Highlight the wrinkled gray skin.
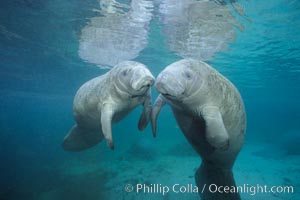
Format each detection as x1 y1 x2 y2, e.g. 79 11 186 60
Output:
63 61 154 150
152 59 246 200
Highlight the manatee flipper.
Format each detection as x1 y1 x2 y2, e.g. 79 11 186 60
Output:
138 89 152 131
151 94 166 137
195 161 241 200
201 105 229 150
101 103 114 150
62 125 103 151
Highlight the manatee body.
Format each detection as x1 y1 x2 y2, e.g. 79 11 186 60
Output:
63 61 154 150
152 59 246 200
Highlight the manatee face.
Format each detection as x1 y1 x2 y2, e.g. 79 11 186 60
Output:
116 61 154 97
155 59 205 101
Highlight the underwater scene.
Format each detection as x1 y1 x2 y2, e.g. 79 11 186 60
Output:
0 0 299 199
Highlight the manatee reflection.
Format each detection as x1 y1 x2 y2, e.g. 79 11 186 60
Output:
79 0 244 67
79 0 153 68
158 0 244 60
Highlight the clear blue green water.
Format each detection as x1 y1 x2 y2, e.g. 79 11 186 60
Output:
0 0 299 200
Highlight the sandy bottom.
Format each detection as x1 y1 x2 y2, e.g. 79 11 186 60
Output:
2 141 299 200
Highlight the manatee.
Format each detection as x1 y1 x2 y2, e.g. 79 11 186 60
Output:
62 61 154 151
152 59 246 200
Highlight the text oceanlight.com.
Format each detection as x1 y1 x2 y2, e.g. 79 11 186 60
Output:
124 183 294 196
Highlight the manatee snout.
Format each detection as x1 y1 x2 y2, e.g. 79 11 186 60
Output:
132 68 155 91
155 72 185 97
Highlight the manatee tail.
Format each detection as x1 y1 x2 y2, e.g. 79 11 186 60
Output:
62 125 103 151
195 161 241 200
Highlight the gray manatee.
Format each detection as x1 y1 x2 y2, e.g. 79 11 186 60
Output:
63 61 154 150
152 59 246 200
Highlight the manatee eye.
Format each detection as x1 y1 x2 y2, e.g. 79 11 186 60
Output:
122 68 132 76
122 70 128 76
184 71 192 80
